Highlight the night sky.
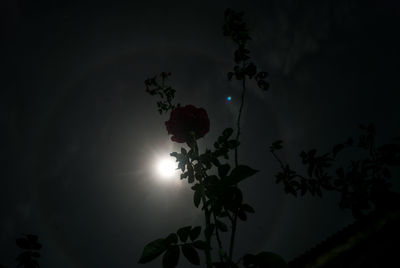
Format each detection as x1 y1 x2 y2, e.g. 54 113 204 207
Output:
1 0 400 267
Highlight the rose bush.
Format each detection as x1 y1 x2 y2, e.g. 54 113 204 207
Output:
140 10 282 268
165 105 210 143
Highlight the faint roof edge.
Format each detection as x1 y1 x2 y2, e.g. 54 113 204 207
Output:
288 191 400 268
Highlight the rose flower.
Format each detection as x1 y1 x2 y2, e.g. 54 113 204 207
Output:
165 105 210 143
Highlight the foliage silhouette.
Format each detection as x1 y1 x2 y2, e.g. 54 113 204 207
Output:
140 8 282 268
0 234 42 268
15 234 42 268
140 8 399 268
4 7 398 268
270 123 400 219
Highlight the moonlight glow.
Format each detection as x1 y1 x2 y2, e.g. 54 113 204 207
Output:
156 158 178 179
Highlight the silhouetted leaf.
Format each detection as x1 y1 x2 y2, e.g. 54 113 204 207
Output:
193 189 201 208
245 62 257 78
193 240 207 250
227 165 258 185
218 164 230 178
215 220 228 232
15 250 41 268
182 244 200 265
238 209 247 221
241 204 255 213
227 139 240 149
189 226 201 241
177 226 191 243
222 128 234 139
180 172 188 180
166 233 178 245
270 140 283 151
16 235 42 250
257 79 269 91
162 245 180 268
138 238 168 264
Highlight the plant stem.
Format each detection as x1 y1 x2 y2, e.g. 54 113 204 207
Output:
212 210 224 262
230 63 247 262
199 183 213 268
234 70 246 167
228 209 238 262
191 139 213 268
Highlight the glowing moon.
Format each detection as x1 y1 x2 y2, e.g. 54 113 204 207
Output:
156 158 178 179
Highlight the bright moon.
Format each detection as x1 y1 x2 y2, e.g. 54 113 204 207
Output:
157 158 178 179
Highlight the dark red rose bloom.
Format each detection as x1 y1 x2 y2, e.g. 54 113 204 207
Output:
165 105 210 143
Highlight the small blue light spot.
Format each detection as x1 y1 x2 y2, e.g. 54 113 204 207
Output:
227 96 232 101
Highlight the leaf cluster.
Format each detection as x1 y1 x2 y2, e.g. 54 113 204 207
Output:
223 9 269 91
139 127 261 267
144 72 177 114
271 123 400 218
138 226 206 267
140 9 287 268
15 234 42 268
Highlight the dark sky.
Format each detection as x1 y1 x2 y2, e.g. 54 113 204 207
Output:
1 0 400 267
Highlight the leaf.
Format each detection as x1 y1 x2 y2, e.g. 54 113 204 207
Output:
216 219 228 232
177 226 191 243
182 244 200 265
162 245 180 268
227 139 240 149
222 128 234 139
226 165 258 185
218 164 230 178
16 235 42 251
243 254 257 267
193 240 207 250
257 79 269 91
245 62 257 78
193 189 201 208
189 226 201 241
180 172 188 180
166 233 178 245
16 238 30 250
181 147 187 155
271 140 283 150
138 238 168 264
241 204 255 213
238 209 247 221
